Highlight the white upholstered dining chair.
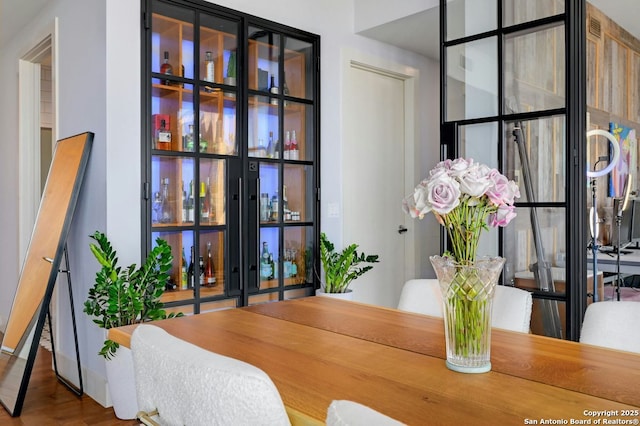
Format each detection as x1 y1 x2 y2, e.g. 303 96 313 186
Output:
326 400 405 426
580 301 640 354
130 324 291 426
398 279 533 333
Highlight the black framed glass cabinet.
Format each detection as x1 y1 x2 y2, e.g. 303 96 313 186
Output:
142 0 320 313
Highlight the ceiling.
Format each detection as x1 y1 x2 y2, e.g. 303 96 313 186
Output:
2 1 639 61
360 1 640 60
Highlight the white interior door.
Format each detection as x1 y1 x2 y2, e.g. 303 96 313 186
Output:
343 60 413 308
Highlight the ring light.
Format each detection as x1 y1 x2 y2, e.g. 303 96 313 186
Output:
586 129 620 178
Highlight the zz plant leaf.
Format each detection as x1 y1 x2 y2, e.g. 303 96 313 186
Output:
83 231 182 359
319 232 379 293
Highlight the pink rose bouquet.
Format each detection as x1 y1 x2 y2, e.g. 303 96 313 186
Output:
403 158 520 264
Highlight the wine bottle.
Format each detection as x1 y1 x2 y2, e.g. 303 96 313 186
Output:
205 51 215 83
188 246 195 289
268 252 275 280
205 241 216 285
260 242 271 280
283 185 290 221
156 119 171 150
290 130 299 160
271 191 279 221
269 75 278 105
283 72 290 107
267 131 275 158
160 51 173 85
187 180 195 223
181 247 188 290
284 130 291 160
198 255 205 286
201 179 211 220
181 182 188 223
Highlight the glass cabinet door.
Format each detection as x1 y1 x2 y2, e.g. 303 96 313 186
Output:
146 0 318 311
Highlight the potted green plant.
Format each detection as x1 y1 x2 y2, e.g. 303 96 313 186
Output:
318 232 379 299
83 230 181 419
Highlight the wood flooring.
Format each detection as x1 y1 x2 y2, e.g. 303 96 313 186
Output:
0 346 137 425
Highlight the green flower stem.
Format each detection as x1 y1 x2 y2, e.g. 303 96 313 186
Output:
442 197 494 264
445 267 491 359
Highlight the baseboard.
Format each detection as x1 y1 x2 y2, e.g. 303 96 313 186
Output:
54 350 112 408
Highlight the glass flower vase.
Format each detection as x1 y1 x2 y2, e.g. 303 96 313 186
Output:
430 255 505 373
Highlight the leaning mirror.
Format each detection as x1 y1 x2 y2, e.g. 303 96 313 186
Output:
0 132 93 416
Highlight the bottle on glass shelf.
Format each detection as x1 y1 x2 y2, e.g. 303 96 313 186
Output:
284 130 291 160
198 255 205 286
290 130 299 160
282 185 290 221
183 124 195 152
160 51 173 85
181 247 188 290
268 252 276 279
188 246 195 289
267 131 275 158
181 182 188 223
201 179 211 221
199 132 208 153
205 241 216 286
160 177 172 223
283 72 290 107
271 191 279 221
205 51 215 83
156 119 171 150
187 180 195 223
260 242 272 280
269 75 278 105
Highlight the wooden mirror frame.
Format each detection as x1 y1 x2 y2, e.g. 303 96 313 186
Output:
0 132 93 416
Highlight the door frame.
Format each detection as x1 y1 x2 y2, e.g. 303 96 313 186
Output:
340 48 419 292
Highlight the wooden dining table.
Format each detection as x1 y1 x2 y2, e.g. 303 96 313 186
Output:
109 296 640 425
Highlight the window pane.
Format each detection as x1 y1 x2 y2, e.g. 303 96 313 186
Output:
248 95 279 158
248 26 280 93
458 122 499 169
504 23 565 114
446 37 498 121
503 0 564 27
284 36 314 100
446 0 497 41
155 230 195 303
505 115 566 203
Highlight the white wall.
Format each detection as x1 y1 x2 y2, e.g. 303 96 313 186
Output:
0 0 440 407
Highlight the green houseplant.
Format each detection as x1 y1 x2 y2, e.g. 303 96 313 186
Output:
319 232 379 294
83 231 181 359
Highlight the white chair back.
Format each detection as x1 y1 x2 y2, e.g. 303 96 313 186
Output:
580 301 640 353
326 400 405 426
131 324 290 426
398 279 533 333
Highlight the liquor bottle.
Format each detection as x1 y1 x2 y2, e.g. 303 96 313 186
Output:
260 193 270 222
267 131 275 158
205 51 215 83
269 75 278 105
282 185 290 221
160 51 173 85
188 246 195 289
156 119 171 150
198 255 205 286
183 124 195 152
166 278 177 291
268 252 275 279
205 241 216 285
187 180 195 223
181 247 188 290
260 242 271 280
290 130 299 160
160 177 172 223
271 191 279 221
201 179 211 221
199 132 208 153
181 182 188 223
284 130 291 160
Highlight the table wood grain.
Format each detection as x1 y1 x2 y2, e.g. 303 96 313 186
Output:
110 298 640 425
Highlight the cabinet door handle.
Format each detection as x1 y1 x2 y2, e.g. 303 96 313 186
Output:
398 225 408 234
238 177 244 290
256 178 261 290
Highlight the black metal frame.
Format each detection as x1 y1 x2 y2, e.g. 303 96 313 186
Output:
141 0 320 312
439 1 587 340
